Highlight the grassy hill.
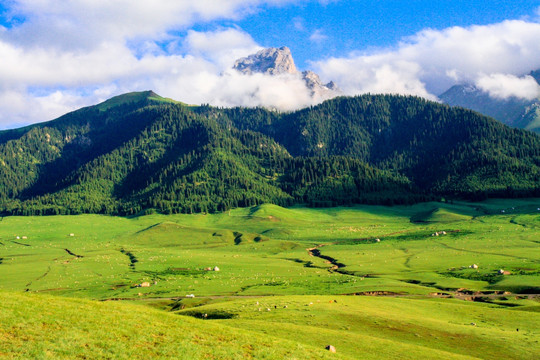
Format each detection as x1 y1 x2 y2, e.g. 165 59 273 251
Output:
410 207 475 223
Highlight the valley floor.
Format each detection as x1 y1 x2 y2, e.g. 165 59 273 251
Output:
0 199 539 358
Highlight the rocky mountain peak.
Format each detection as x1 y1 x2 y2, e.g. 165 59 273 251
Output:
233 46 340 98
301 70 340 95
233 46 297 75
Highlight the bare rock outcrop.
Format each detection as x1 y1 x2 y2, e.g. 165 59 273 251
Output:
233 46 340 99
233 46 297 75
302 70 340 97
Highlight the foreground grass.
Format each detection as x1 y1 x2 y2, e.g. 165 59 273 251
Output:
0 291 340 360
1 291 538 359
175 295 540 360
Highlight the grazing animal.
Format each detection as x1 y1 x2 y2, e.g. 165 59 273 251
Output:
325 345 337 353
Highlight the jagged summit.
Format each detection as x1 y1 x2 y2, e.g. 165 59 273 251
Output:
233 46 297 75
301 70 340 96
233 46 340 97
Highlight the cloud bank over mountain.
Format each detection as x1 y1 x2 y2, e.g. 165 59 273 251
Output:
1 1 540 128
313 20 540 100
475 74 540 101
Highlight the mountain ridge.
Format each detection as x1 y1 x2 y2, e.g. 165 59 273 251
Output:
439 70 540 133
0 91 538 215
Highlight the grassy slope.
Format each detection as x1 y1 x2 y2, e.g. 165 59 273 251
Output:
0 291 339 360
176 295 539 360
1 291 537 359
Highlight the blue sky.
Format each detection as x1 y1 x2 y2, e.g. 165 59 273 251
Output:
231 0 540 69
1 0 540 129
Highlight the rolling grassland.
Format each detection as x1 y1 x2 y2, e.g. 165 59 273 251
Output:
0 199 538 358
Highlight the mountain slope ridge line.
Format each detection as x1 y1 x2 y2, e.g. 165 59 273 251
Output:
0 91 538 216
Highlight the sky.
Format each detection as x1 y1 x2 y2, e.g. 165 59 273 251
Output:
1 0 540 129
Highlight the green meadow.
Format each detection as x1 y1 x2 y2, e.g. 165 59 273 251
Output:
0 199 539 358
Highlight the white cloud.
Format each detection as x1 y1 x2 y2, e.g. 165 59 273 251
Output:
293 17 305 31
314 20 540 99
208 71 315 110
1 1 540 129
145 66 326 113
309 29 328 43
183 28 261 69
0 23 322 128
0 89 94 128
317 0 340 5
476 74 540 100
4 0 301 48
319 55 435 100
0 1 309 128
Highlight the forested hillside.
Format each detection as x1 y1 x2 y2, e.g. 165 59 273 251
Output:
0 91 538 215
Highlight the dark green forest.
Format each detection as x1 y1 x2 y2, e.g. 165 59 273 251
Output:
0 91 539 215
